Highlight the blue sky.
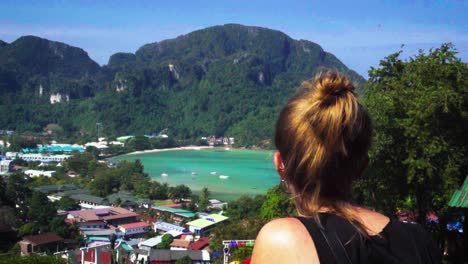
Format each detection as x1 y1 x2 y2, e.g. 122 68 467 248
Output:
0 0 466 77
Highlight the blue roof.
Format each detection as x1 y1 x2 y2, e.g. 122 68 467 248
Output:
155 221 186 232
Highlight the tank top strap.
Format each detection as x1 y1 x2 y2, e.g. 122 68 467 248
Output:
296 216 352 264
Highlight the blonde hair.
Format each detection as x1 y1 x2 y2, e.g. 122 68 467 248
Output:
275 71 372 234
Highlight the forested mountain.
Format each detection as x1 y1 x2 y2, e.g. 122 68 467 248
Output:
0 24 364 146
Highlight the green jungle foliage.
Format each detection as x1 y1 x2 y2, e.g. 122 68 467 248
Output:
0 24 364 147
354 44 467 226
0 255 67 264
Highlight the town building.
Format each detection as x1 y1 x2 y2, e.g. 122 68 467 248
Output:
19 233 64 256
69 194 110 209
67 207 139 228
24 169 55 178
151 206 196 224
107 191 152 209
16 153 71 162
208 199 228 210
5 152 18 159
170 239 191 250
153 221 187 234
118 222 150 237
0 159 13 175
22 144 85 153
186 214 229 235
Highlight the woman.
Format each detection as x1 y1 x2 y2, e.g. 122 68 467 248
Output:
251 72 440 263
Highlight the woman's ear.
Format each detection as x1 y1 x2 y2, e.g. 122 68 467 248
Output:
273 151 285 177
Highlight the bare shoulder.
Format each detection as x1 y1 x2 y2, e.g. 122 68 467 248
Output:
355 207 390 235
251 217 319 264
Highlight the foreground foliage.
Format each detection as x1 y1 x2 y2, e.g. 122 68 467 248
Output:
356 44 467 225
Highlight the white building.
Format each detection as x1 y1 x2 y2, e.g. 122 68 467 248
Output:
6 152 18 160
118 222 150 237
84 142 109 149
186 214 228 235
18 153 71 162
24 170 55 178
0 160 13 175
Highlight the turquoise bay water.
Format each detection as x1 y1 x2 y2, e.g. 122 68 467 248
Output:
113 149 279 201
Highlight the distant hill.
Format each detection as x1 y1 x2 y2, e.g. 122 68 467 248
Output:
0 24 365 146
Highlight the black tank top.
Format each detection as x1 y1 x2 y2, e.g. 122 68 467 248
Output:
297 213 441 264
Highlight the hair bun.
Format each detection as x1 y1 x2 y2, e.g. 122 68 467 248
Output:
313 72 355 99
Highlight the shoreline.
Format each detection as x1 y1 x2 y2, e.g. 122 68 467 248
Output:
125 145 215 155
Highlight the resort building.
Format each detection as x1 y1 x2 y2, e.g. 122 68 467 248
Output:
209 199 228 210
19 233 64 256
170 239 191 250
24 169 56 178
151 206 196 224
17 153 71 162
153 221 187 234
0 159 13 175
5 152 18 159
22 144 85 153
69 194 110 209
186 214 229 235
107 191 152 209
118 222 150 237
67 207 139 228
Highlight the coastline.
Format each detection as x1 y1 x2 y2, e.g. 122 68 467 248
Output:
125 145 215 155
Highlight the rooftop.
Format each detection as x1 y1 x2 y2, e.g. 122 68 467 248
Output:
152 206 196 218
170 239 190 248
119 222 149 229
139 236 163 247
186 214 228 229
154 221 186 232
189 237 209 250
22 232 63 246
70 194 109 205
448 176 468 208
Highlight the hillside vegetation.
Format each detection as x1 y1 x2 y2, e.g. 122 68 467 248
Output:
0 24 364 146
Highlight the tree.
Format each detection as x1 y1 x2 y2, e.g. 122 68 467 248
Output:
169 185 192 203
0 255 67 264
128 135 152 151
28 191 57 228
224 195 265 220
260 185 296 221
157 234 174 249
5 173 31 221
65 152 97 176
55 196 80 211
175 255 192 264
359 44 467 225
198 187 210 212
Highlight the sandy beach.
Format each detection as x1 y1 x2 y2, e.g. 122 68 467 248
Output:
126 145 214 155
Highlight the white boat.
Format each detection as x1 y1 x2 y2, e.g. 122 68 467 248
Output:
191 172 197 176
161 173 168 177
225 147 230 150
219 175 229 180
210 172 217 175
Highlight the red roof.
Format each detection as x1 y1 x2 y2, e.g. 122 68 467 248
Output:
188 237 209 250
76 249 111 264
119 222 150 230
101 212 138 221
22 232 63 246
